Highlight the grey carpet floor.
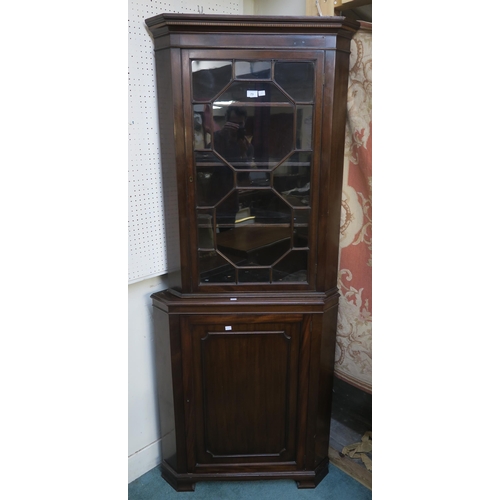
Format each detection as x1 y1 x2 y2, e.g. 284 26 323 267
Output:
129 462 372 499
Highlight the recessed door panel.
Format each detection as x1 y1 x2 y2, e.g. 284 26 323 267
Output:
188 316 302 465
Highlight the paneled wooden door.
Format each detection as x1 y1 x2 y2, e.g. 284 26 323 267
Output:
182 313 310 471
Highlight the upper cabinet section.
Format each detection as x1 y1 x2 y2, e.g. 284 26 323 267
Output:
145 14 359 294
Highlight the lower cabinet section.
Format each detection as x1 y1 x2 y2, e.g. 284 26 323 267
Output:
152 292 338 491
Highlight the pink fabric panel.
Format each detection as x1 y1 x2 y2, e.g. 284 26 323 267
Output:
335 25 372 393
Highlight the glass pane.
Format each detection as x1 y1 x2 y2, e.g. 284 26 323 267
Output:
248 190 292 225
217 226 291 267
215 190 292 227
212 103 295 166
274 62 315 102
215 191 239 226
296 106 313 150
195 152 234 207
238 268 271 283
293 227 308 248
213 106 255 163
251 106 295 164
197 210 215 250
272 250 308 282
199 251 236 283
251 190 292 223
193 60 318 287
235 61 272 80
193 104 214 149
234 204 254 224
294 208 310 225
216 81 291 103
237 171 271 188
274 153 311 207
192 60 232 101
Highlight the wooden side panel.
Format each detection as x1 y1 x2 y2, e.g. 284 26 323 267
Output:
152 307 178 469
315 302 338 463
153 46 191 292
316 47 351 293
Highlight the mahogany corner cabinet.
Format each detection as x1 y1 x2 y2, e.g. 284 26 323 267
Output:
145 13 359 492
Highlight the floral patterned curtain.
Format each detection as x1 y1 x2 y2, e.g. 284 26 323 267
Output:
335 23 372 393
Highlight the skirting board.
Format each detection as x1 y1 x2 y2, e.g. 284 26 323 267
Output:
128 439 162 483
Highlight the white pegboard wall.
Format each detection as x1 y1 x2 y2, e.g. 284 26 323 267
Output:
128 0 244 284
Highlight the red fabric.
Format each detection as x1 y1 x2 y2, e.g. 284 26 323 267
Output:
335 26 372 393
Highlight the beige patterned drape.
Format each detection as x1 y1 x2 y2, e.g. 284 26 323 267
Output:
335 23 372 393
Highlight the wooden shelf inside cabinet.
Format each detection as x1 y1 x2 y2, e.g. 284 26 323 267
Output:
146 13 359 492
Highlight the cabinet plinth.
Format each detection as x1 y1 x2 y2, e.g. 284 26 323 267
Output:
146 13 358 491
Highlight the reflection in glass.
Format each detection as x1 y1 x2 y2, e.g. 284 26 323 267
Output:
193 104 213 149
192 61 232 101
217 226 291 267
197 210 214 250
212 103 295 166
274 62 315 102
215 189 292 227
235 61 272 80
195 152 234 207
250 106 294 164
274 152 311 207
296 106 313 150
213 106 254 163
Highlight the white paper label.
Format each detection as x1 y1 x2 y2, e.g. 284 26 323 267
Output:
258 90 266 96
225 326 232 331
247 90 258 98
